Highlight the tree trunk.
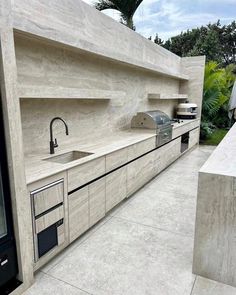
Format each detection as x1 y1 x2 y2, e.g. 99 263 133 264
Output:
126 17 134 30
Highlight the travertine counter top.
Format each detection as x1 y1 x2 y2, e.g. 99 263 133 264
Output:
24 119 199 185
24 129 156 185
171 118 200 129
200 123 235 177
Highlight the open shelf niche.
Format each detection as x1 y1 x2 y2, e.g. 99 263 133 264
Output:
148 93 188 100
18 86 126 100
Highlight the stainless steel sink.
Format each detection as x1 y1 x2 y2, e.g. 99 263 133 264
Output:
43 151 93 164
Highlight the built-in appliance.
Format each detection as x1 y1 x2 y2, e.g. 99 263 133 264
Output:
181 132 189 153
131 110 172 147
30 180 65 262
177 101 198 119
0 98 19 291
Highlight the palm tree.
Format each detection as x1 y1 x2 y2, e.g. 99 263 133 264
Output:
200 61 236 139
94 0 143 30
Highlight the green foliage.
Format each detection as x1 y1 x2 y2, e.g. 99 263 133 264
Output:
155 20 236 66
94 0 143 29
201 128 228 145
200 121 215 140
201 62 236 139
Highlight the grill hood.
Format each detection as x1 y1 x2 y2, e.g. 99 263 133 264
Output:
131 110 171 129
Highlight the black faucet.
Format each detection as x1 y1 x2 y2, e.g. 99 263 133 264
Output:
49 117 69 154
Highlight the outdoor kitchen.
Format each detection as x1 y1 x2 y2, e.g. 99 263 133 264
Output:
1 0 230 294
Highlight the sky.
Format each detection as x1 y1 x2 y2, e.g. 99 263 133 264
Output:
82 0 236 40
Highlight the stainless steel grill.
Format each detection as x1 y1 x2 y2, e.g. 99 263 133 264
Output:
131 110 172 147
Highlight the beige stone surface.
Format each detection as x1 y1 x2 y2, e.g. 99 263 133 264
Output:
0 27 34 290
105 166 127 212
148 93 188 100
192 276 236 295
172 118 200 139
127 136 156 161
68 186 89 243
68 156 105 192
105 147 128 172
16 35 180 155
193 125 236 287
18 85 125 100
12 0 187 80
180 56 205 118
189 128 200 149
24 130 156 184
32 180 64 216
22 146 216 295
200 123 236 177
0 1 205 294
89 178 106 227
127 151 155 197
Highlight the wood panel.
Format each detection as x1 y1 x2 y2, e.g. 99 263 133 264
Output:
89 178 106 227
189 128 199 149
153 138 181 175
68 157 105 191
32 180 64 216
35 205 64 234
106 147 128 172
68 186 89 242
172 120 200 139
127 152 154 197
127 137 156 162
106 166 127 212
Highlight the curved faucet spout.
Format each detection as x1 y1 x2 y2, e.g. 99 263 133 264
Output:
49 117 69 154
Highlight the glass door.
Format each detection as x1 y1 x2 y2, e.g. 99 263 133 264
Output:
0 168 7 239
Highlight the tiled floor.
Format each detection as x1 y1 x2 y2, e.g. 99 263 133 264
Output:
24 145 236 295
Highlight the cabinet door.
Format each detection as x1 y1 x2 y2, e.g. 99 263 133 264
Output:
68 157 105 192
127 137 156 161
154 137 181 175
106 148 128 172
127 152 154 197
68 186 89 243
89 178 106 227
106 166 127 212
189 128 199 149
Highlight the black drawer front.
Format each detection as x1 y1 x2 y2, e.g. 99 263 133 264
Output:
0 241 18 287
37 221 60 258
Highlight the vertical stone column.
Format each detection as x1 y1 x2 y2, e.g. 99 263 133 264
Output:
180 56 206 119
0 2 34 293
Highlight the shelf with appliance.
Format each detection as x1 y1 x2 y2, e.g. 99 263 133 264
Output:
148 93 188 100
176 101 198 119
18 86 126 101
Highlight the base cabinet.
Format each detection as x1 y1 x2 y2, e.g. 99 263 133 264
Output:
89 178 106 227
127 152 154 197
106 166 127 212
68 186 89 243
189 128 199 149
68 178 106 242
154 137 181 174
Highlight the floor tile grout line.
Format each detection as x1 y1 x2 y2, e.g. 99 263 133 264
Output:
41 271 93 295
112 215 194 239
190 275 197 295
44 215 113 273
123 187 198 201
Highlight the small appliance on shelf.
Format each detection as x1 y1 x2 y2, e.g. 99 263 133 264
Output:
176 101 198 119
